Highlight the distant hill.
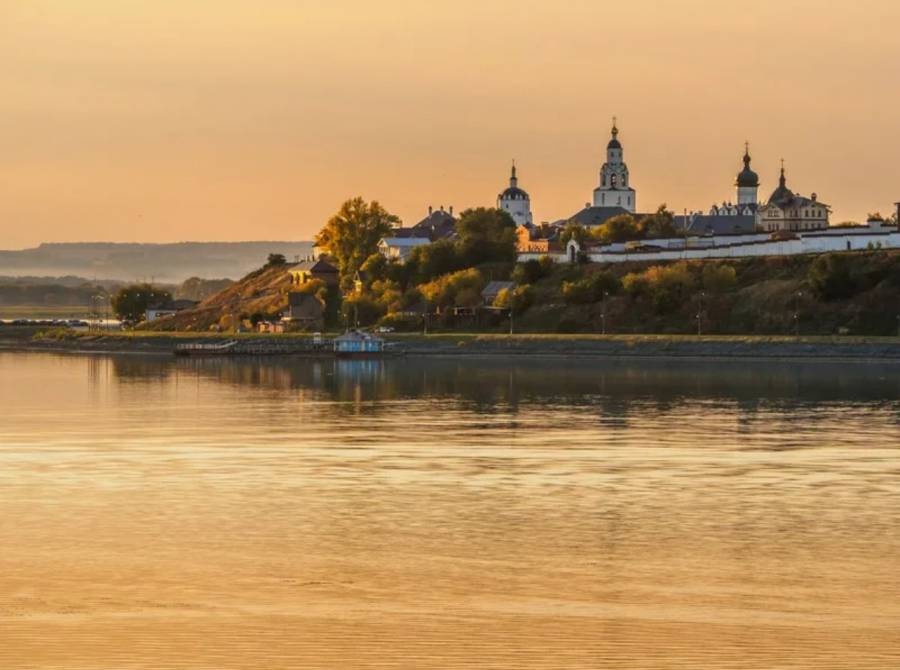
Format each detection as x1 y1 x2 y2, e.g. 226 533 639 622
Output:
0 241 314 282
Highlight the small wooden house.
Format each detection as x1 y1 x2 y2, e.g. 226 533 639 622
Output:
288 258 339 287
282 292 325 331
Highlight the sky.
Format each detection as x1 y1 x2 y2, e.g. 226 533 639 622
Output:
2 0 899 248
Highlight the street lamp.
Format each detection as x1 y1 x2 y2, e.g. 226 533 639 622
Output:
601 290 609 335
794 290 803 337
696 291 705 336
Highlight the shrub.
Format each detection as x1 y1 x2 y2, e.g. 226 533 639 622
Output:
419 268 485 309
562 272 622 304
111 284 172 322
702 264 737 293
809 254 857 301
34 327 78 341
622 272 651 298
342 296 383 327
512 257 554 285
494 284 535 315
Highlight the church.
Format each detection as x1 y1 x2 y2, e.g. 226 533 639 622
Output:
562 119 646 228
497 162 533 226
593 119 636 212
757 164 830 233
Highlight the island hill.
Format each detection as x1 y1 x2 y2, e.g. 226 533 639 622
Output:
135 198 900 338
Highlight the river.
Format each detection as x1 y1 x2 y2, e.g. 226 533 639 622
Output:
2 352 900 668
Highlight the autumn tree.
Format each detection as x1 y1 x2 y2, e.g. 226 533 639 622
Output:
454 208 517 265
314 197 400 286
111 284 172 322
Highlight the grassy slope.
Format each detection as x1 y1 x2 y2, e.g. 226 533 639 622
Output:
516 251 900 336
138 251 900 337
140 263 295 332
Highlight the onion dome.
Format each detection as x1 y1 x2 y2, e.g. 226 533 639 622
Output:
736 144 759 188
767 163 795 206
607 120 622 150
499 162 529 201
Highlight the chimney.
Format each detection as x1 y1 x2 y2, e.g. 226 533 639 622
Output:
449 206 454 216
428 205 433 215
440 205 444 212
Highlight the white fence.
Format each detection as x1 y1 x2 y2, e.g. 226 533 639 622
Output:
519 228 900 265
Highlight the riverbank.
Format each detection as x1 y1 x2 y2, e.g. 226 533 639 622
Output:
4 327 900 361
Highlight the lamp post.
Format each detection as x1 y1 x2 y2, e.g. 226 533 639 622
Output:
696 291 705 336
601 290 609 335
794 291 803 337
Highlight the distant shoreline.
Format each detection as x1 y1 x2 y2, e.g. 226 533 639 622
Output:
3 329 900 362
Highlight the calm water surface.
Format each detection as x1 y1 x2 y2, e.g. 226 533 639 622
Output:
2 352 900 669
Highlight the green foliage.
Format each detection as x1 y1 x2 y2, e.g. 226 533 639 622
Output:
560 224 589 247
419 268 485 310
359 253 388 284
562 271 622 304
377 312 424 332
636 204 679 239
809 254 857 301
369 279 404 313
111 284 172 322
314 197 401 284
454 208 517 266
34 327 78 341
512 256 555 285
407 238 464 284
493 285 535 315
176 277 233 302
622 272 652 298
622 262 695 312
266 253 287 266
587 205 679 245
595 214 640 244
701 264 737 293
342 295 383 327
321 283 343 328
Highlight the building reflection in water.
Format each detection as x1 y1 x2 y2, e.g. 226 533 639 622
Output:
106 355 900 431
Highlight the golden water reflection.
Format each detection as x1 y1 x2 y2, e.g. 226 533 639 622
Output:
2 353 900 668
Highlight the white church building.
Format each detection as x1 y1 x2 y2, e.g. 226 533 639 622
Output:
498 162 533 226
593 119 636 212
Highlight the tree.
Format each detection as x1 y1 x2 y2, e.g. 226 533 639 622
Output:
111 284 172 322
408 238 462 284
702 264 737 293
562 272 621 304
512 257 554 285
637 204 679 239
419 268 485 310
560 224 589 247
359 253 389 284
341 295 383 327
596 214 640 244
267 253 287 266
493 285 535 315
454 208 517 265
809 253 857 301
314 197 400 285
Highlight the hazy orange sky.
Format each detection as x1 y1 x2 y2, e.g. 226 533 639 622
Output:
2 0 899 248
